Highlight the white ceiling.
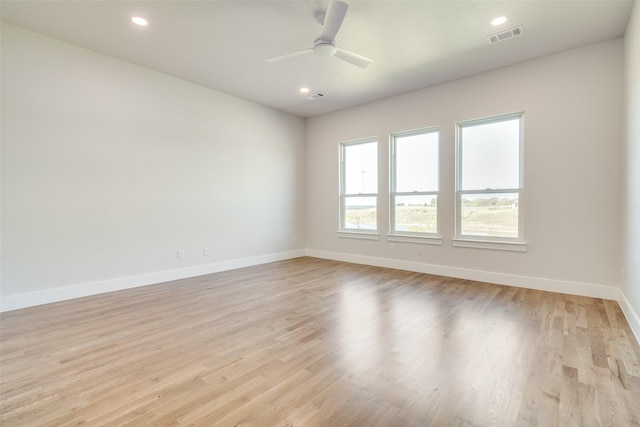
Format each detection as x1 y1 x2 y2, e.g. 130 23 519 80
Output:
0 0 634 118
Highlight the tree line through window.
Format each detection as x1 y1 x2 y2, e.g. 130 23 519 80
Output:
339 112 524 244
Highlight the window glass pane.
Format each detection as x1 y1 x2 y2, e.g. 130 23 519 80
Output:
460 193 519 237
396 132 438 192
344 196 377 230
394 195 437 233
345 142 377 194
461 118 520 190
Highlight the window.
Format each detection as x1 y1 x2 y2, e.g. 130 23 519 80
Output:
390 128 440 241
339 139 378 235
455 113 525 249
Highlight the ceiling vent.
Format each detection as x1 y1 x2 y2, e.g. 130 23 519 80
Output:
306 93 325 101
487 26 524 44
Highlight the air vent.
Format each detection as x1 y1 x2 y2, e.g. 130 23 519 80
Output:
306 93 325 101
487 26 524 44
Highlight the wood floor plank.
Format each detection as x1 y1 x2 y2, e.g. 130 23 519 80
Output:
1 257 639 426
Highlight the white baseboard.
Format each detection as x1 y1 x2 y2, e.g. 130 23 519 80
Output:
4 248 637 347
617 289 640 345
306 249 620 300
306 250 640 345
0 249 306 312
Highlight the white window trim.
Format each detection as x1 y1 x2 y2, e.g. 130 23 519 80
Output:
339 137 379 237
388 127 441 240
337 230 380 240
452 238 527 252
455 112 526 250
387 234 443 245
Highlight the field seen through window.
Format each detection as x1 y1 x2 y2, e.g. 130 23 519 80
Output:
345 196 518 237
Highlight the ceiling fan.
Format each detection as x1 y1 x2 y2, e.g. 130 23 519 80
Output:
266 0 374 69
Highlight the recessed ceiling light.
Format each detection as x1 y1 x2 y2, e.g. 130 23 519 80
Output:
131 16 148 26
299 87 310 94
491 16 508 26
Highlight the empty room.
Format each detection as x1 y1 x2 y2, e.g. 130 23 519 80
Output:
1 0 640 425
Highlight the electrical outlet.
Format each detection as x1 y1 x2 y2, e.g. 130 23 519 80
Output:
203 247 209 256
177 250 184 260
389 243 396 252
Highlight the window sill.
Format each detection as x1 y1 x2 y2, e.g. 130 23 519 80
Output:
452 238 527 252
337 231 380 240
387 234 443 245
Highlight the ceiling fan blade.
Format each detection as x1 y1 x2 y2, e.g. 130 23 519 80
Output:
266 48 314 63
335 48 374 69
321 0 349 41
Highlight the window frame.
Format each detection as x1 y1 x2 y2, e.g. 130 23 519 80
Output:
454 112 526 251
338 138 379 238
389 127 442 245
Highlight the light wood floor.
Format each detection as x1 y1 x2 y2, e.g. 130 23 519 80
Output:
1 257 639 426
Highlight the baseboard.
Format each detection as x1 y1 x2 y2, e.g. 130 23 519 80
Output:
3 247 633 341
306 249 620 300
0 249 306 312
307 250 640 345
617 289 640 345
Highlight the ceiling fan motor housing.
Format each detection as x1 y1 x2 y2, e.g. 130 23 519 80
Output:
313 38 337 56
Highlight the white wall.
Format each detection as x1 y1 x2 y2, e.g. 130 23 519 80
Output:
306 39 624 299
623 1 640 340
0 24 305 310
